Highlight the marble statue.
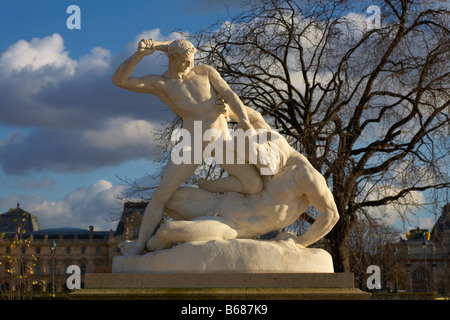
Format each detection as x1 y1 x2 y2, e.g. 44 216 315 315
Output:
112 39 264 256
112 38 339 269
145 103 340 251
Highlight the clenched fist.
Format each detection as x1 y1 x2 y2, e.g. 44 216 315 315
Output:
138 39 155 55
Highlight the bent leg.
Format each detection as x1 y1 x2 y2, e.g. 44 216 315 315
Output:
199 163 263 194
126 159 199 256
146 217 239 251
164 187 222 221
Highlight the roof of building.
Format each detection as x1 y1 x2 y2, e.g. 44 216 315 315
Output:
28 226 110 240
0 204 111 240
0 203 40 233
431 203 450 242
114 201 148 236
30 227 89 235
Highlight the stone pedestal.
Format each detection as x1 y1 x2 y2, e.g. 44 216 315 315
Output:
113 239 334 273
70 239 369 300
71 272 369 300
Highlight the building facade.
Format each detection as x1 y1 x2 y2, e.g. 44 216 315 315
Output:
0 202 145 294
395 204 450 296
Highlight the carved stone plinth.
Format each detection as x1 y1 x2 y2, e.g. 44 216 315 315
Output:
112 239 334 273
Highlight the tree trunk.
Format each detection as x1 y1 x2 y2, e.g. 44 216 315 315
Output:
325 193 356 273
327 219 351 273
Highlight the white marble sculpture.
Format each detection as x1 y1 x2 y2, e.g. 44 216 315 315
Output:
144 104 339 251
112 39 264 256
112 39 340 272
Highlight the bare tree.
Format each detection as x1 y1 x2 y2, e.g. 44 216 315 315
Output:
190 0 450 271
349 217 401 289
116 116 227 201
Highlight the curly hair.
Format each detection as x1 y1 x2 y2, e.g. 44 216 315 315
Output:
168 39 197 59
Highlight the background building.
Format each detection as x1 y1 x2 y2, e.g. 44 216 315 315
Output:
0 202 146 293
394 204 450 296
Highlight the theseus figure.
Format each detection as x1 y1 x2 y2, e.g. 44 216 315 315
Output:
112 39 264 255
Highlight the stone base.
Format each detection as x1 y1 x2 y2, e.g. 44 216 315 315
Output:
81 239 371 300
70 287 369 300
113 239 334 273
84 272 354 289
71 273 370 300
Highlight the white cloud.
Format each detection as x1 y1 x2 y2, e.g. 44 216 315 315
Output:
0 31 169 128
0 117 159 174
77 46 112 75
418 217 435 230
83 117 155 151
0 33 74 73
0 30 175 174
4 179 125 231
0 33 112 80
358 180 427 226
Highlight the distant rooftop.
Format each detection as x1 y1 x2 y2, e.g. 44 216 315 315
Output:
0 202 40 233
29 226 110 240
114 201 148 237
30 227 90 235
0 204 109 240
431 203 450 242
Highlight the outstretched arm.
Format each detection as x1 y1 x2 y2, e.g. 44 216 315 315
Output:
279 166 339 248
111 39 169 94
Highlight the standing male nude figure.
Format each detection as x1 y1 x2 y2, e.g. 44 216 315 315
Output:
112 39 263 255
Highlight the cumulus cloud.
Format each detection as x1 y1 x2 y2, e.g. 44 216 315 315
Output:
82 117 155 151
0 33 76 79
0 117 159 174
0 29 191 230
0 30 181 174
0 179 124 230
358 180 427 227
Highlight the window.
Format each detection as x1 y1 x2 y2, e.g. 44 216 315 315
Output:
80 263 86 275
96 247 101 254
412 268 428 293
66 247 71 254
35 263 41 275
81 247 86 254
36 247 41 254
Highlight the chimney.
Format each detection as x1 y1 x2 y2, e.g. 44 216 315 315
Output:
89 225 94 239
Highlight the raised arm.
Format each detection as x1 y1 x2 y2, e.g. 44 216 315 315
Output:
111 39 170 94
207 66 253 132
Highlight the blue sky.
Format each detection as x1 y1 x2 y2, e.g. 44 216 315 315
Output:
0 0 243 230
0 0 446 233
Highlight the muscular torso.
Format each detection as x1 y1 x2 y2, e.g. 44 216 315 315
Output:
156 66 228 139
218 162 311 237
